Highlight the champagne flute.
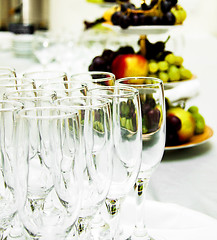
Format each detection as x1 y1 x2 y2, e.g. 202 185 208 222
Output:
32 31 56 69
15 106 82 239
23 70 68 89
70 71 115 89
0 100 23 239
116 77 166 240
88 86 142 239
55 96 113 239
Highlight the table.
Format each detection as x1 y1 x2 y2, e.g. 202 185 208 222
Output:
0 29 217 223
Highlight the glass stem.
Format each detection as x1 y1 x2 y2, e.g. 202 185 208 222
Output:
105 198 122 240
133 177 150 239
76 216 92 240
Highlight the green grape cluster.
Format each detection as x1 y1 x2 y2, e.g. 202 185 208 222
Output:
188 106 205 134
147 53 192 83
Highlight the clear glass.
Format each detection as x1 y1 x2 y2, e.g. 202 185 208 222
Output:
32 31 57 69
70 71 115 89
0 67 16 78
116 77 166 240
0 77 35 99
15 106 82 239
3 88 57 108
39 80 88 99
88 86 142 239
0 100 23 239
55 96 113 239
23 70 68 89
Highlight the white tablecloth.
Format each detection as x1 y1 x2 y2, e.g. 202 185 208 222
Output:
121 200 217 240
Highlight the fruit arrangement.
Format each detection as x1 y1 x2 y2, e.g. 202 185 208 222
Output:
84 0 187 30
88 37 193 83
166 99 206 146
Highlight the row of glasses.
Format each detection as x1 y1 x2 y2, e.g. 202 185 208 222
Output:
0 69 166 240
2 90 113 239
0 70 116 239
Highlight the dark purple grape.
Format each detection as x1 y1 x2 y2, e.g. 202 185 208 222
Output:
121 3 129 12
147 108 161 132
161 0 172 13
92 56 107 71
151 16 161 25
88 64 94 71
106 65 112 72
146 97 156 108
162 12 176 25
102 49 116 63
117 46 135 55
130 13 139 26
140 15 152 25
166 131 179 146
119 14 131 29
167 115 181 131
111 11 122 25
127 99 135 117
141 102 151 115
167 0 177 7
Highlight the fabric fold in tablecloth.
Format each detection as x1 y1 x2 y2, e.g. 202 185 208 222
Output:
120 199 217 240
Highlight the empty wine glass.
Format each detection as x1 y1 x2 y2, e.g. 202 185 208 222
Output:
0 67 16 78
32 31 56 69
0 100 23 239
23 70 68 89
70 71 115 89
88 86 142 239
116 77 166 240
55 96 113 239
15 106 82 239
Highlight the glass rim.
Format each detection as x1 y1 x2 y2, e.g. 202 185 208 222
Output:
88 85 140 98
0 99 23 112
55 95 111 110
0 66 16 72
39 81 87 90
4 88 56 101
116 77 163 88
0 77 34 86
17 106 79 120
70 71 115 83
23 70 67 80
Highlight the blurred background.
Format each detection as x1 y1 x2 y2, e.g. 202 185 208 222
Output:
0 0 217 37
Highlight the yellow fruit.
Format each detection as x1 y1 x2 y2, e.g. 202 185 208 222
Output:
167 107 195 142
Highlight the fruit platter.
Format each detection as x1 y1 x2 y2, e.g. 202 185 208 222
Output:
84 0 187 30
88 36 194 87
165 99 213 150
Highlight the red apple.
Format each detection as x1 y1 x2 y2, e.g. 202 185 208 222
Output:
167 107 195 143
111 54 148 79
